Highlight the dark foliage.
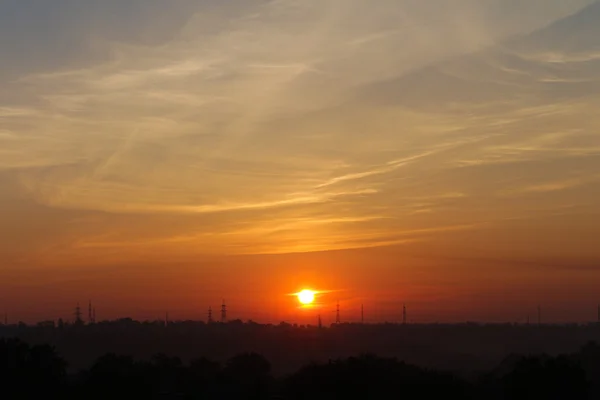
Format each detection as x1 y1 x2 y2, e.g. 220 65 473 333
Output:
1 338 599 399
283 354 472 399
0 338 67 398
501 355 588 400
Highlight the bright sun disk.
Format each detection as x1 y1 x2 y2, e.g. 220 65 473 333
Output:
298 290 316 305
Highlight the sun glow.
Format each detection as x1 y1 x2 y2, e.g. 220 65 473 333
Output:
297 290 316 305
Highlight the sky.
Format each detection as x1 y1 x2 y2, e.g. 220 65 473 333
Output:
1 0 599 324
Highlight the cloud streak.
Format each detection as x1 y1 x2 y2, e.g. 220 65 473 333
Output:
0 0 599 261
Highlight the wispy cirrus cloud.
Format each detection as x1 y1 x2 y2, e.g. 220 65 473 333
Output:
503 174 600 195
1 0 599 263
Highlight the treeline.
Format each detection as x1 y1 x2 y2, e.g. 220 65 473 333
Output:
1 338 600 399
7 321 600 376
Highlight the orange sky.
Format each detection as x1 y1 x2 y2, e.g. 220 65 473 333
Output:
1 0 600 324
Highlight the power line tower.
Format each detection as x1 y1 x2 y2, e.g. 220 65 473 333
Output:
361 304 364 324
208 306 213 324
336 302 340 324
221 300 227 323
74 303 83 325
403 304 407 325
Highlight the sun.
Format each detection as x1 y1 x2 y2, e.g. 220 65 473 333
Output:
297 290 316 305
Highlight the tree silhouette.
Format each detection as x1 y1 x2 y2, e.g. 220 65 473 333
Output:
149 353 184 395
575 342 600 399
223 352 272 399
86 353 151 397
0 338 67 398
1 337 599 399
284 354 471 400
502 355 588 400
186 357 221 397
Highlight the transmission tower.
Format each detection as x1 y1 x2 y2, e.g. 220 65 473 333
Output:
221 300 227 323
74 303 83 325
361 304 364 324
336 302 340 324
